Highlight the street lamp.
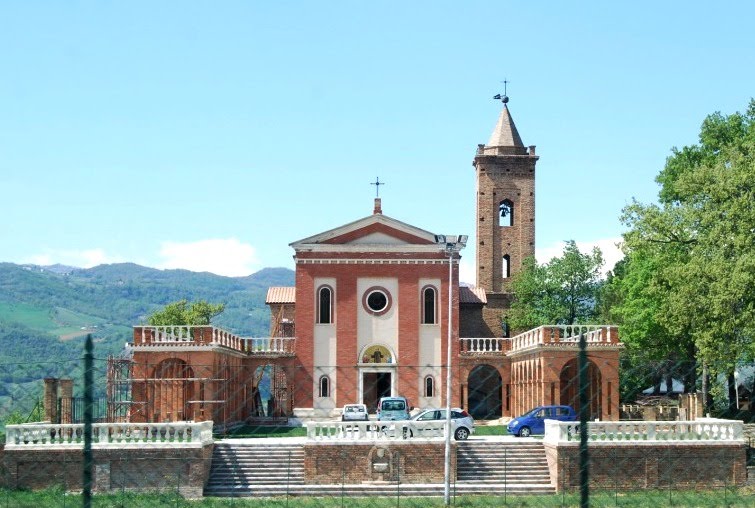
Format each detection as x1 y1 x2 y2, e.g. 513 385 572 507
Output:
435 234 468 506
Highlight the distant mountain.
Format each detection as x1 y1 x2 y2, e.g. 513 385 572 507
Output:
0 262 295 411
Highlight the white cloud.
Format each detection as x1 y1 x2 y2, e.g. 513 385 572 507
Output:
157 238 259 277
25 248 123 268
536 237 624 278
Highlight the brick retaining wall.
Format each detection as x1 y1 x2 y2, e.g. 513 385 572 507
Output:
544 442 748 492
305 442 454 484
0 444 213 498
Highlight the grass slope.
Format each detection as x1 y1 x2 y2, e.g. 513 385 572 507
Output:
0 262 295 419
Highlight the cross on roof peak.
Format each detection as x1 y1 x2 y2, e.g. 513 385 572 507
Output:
371 177 385 197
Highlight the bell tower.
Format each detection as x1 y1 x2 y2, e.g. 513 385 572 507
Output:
473 96 538 334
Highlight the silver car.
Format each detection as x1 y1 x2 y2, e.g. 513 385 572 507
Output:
409 408 475 440
341 403 369 422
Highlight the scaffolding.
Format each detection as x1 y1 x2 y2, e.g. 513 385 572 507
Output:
106 350 136 423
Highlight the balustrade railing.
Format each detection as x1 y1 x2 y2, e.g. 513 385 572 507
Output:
459 337 507 354
242 337 295 354
510 325 620 352
306 421 449 441
132 326 295 355
5 421 214 448
543 418 744 444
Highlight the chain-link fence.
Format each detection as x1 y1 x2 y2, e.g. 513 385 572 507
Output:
1 335 754 507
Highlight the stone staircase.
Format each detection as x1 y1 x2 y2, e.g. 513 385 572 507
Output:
455 441 555 495
203 441 305 497
204 440 555 497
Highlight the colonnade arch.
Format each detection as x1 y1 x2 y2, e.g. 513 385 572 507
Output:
559 358 602 419
467 364 502 420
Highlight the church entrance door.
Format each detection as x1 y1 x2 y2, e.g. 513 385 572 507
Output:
362 372 391 413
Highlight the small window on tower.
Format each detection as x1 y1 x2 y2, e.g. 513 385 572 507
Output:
499 200 514 227
502 255 511 278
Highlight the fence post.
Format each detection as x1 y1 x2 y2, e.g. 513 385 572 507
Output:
341 449 346 508
396 449 401 508
82 334 94 508
286 449 291 508
504 446 507 505
578 332 589 508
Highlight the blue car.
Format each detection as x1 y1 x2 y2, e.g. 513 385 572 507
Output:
507 405 577 437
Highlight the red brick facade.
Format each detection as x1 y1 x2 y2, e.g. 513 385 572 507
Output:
120 104 622 427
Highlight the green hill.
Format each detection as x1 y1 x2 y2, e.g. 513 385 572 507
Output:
0 262 294 418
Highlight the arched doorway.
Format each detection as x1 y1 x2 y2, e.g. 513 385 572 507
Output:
359 344 397 412
252 364 289 418
467 364 502 420
149 359 194 422
559 359 602 419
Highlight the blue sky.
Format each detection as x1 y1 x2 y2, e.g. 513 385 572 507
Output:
1 1 753 284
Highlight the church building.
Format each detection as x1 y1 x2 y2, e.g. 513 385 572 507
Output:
120 100 623 427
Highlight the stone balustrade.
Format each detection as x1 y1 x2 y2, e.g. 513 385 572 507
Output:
307 421 449 441
132 325 295 355
459 337 508 354
510 325 620 352
243 337 295 354
543 418 744 444
4 421 214 448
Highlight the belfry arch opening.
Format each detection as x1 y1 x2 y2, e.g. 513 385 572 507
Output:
499 199 514 227
559 358 602 419
467 364 502 420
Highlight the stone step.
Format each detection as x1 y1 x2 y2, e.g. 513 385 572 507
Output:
209 470 304 477
212 457 304 465
457 470 549 477
204 483 556 497
458 456 547 462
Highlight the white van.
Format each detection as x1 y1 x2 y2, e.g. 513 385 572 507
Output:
376 396 411 421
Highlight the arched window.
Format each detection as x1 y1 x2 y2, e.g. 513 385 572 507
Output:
319 375 330 398
317 286 333 324
425 376 435 398
499 199 514 227
502 254 511 278
421 286 437 324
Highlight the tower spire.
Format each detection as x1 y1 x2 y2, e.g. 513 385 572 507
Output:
484 88 525 154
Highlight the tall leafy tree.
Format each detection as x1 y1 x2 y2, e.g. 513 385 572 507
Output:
147 299 225 326
617 100 755 410
508 240 604 330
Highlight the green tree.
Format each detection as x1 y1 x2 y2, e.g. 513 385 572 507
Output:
508 240 604 330
617 100 755 411
147 299 225 326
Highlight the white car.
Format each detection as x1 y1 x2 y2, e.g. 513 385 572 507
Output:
409 408 475 440
341 403 369 422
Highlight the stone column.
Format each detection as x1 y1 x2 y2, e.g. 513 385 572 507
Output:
59 379 74 424
43 377 59 423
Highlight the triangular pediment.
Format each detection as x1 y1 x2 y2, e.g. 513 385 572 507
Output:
290 214 437 250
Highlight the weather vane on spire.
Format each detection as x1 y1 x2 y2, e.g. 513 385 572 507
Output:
371 176 385 197
493 79 509 104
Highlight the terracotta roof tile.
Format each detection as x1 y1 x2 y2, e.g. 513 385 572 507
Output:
266 286 296 304
459 286 487 304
